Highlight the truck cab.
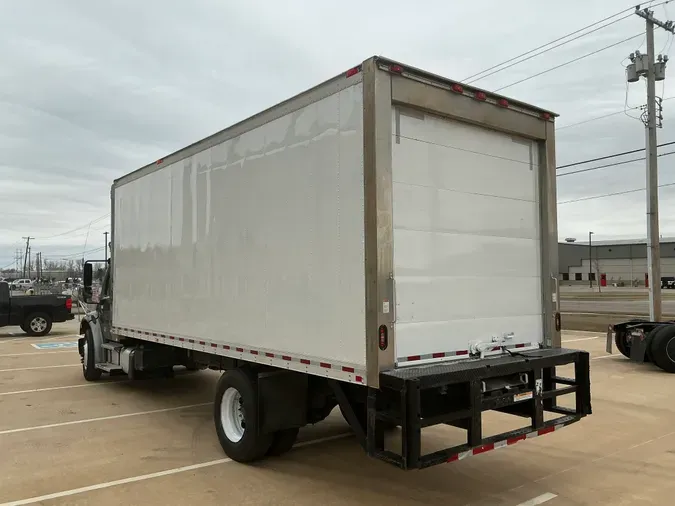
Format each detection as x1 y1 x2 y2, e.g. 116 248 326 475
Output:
79 259 199 380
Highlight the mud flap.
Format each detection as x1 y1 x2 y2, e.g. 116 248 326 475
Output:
606 325 613 354
629 329 649 363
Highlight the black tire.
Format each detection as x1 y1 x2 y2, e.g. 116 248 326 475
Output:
644 326 666 363
614 329 631 358
266 428 299 456
615 319 649 359
650 324 675 373
82 330 102 381
23 312 52 337
214 368 272 463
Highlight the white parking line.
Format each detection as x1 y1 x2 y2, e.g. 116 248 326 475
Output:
515 493 557 506
0 334 80 345
562 336 599 343
0 432 351 506
592 354 616 360
0 364 79 373
0 382 121 397
0 351 73 358
0 402 212 435
37 333 81 342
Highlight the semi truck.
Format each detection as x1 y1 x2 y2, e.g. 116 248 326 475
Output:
78 56 592 470
607 318 675 372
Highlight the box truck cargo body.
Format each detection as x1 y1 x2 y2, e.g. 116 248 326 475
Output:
79 56 591 469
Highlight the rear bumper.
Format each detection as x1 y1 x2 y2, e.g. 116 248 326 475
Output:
58 313 75 322
368 348 591 469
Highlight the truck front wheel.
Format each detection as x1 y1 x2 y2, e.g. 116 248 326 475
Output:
82 330 102 381
650 325 675 373
214 368 272 462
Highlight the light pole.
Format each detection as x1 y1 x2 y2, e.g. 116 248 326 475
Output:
589 232 594 289
104 232 109 262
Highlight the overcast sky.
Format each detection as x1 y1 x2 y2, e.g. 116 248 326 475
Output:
2 0 675 270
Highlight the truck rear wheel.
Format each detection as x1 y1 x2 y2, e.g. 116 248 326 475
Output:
266 428 299 456
214 368 272 462
24 313 52 337
650 325 675 373
82 330 102 381
615 319 648 359
614 329 631 358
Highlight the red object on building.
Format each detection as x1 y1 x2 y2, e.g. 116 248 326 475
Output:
600 274 607 287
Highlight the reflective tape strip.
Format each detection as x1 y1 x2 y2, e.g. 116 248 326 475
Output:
109 326 366 385
446 423 566 463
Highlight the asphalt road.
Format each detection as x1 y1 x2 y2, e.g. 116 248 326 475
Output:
2 322 675 505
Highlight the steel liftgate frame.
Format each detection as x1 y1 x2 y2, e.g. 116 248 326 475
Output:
332 348 591 470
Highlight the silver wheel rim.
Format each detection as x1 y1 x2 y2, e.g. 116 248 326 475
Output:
83 341 88 370
221 387 245 443
30 317 47 333
666 336 675 363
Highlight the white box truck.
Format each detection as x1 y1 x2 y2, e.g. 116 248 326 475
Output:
79 56 592 470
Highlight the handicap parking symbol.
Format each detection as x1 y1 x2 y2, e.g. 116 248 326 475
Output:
31 341 78 350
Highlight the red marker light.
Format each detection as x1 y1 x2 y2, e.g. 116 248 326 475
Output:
542 112 551 120
497 98 509 108
389 64 403 73
65 298 72 311
378 325 388 350
451 83 464 94
475 91 487 101
346 67 360 78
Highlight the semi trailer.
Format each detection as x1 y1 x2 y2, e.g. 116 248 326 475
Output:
78 56 592 470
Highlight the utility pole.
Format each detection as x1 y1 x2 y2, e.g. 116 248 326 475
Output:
104 231 109 262
626 6 675 321
21 236 33 278
588 232 594 289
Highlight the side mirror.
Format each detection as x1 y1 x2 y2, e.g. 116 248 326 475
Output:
83 263 93 303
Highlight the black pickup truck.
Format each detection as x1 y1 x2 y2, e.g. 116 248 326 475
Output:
0 281 74 336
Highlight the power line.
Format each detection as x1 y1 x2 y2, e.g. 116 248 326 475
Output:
0 260 16 270
556 97 675 131
557 140 675 169
42 246 106 260
465 14 634 85
558 181 675 204
461 5 638 83
494 33 644 92
35 213 110 240
557 149 675 177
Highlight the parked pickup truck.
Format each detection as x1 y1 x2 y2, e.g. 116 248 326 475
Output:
0 281 74 336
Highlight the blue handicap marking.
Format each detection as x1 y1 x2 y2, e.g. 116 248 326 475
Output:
31 341 79 350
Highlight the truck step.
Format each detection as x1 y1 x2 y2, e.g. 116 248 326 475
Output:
101 342 124 351
95 362 123 373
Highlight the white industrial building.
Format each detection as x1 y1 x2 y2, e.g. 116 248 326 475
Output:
559 238 675 286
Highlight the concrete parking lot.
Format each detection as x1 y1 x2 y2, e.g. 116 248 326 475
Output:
1 321 675 506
